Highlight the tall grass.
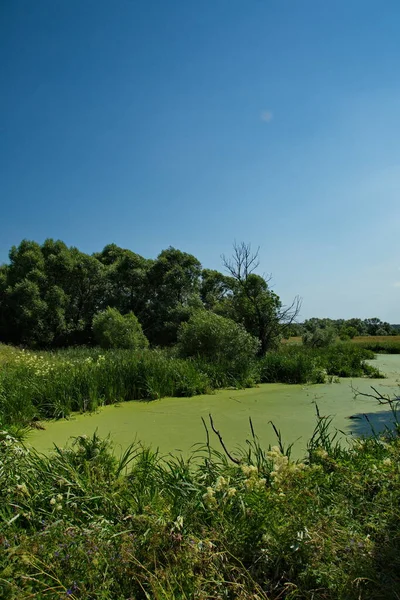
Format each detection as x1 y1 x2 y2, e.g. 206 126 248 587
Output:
0 348 213 425
1 406 400 599
259 343 382 384
0 342 383 427
352 336 400 354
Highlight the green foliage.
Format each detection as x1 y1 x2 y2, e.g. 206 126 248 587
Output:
0 342 383 427
302 317 396 337
339 325 358 340
178 311 260 384
1 238 397 352
222 274 284 353
0 239 106 347
0 240 205 348
0 347 212 425
143 247 203 346
95 244 152 318
260 344 381 384
92 307 148 350
354 339 400 354
1 415 400 599
303 325 337 348
200 268 232 310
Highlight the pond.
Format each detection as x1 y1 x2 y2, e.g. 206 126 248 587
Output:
28 354 400 458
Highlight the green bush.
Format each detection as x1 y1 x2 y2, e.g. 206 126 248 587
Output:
260 344 381 384
260 347 324 384
303 326 336 348
339 326 358 340
178 311 260 385
92 307 148 350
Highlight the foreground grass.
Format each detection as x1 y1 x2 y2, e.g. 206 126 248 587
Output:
0 343 382 427
1 410 400 599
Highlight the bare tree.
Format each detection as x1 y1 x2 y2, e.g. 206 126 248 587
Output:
222 241 262 282
221 242 302 353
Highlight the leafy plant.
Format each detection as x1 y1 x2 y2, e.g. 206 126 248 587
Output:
92 307 148 350
178 310 260 385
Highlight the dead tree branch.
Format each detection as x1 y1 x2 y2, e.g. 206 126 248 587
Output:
350 383 397 405
209 414 240 464
222 241 260 282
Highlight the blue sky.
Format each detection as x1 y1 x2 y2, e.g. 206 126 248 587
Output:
1 0 399 321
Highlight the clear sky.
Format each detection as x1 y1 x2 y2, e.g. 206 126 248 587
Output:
1 0 399 321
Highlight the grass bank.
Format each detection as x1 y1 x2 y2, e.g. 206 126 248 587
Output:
351 336 400 354
0 343 382 427
1 409 400 599
259 343 381 384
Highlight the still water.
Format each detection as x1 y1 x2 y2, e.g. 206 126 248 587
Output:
28 355 400 458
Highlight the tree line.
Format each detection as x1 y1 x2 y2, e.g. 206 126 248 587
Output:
289 317 397 340
0 239 300 352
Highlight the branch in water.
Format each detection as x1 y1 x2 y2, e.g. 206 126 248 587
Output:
209 414 240 464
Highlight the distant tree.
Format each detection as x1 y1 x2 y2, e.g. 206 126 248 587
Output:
92 307 148 350
303 318 339 334
363 317 393 336
283 323 305 338
339 325 358 340
221 242 301 353
303 326 336 348
375 327 389 336
345 318 367 336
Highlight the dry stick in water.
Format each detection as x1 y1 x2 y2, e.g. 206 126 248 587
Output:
351 383 394 405
201 416 212 462
208 413 240 464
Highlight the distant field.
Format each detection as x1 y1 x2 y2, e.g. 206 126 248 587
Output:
352 335 400 343
283 336 302 344
284 336 400 353
351 336 400 354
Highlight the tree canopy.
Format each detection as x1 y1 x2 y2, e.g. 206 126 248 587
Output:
1 238 394 352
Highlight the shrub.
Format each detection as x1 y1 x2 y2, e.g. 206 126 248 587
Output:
259 344 381 384
178 311 260 385
339 326 358 340
303 326 336 348
92 307 148 350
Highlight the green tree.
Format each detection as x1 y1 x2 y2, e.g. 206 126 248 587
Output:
63 249 105 344
0 239 106 347
303 326 336 348
363 318 393 336
200 269 233 310
144 247 202 345
339 325 358 340
345 318 367 336
95 245 151 318
221 243 301 354
92 307 148 349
